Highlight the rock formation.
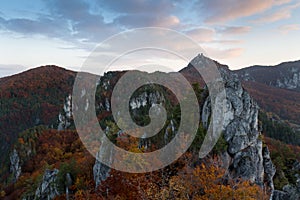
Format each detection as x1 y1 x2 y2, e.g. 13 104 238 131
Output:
196 55 276 195
273 160 300 199
34 169 60 200
9 149 21 183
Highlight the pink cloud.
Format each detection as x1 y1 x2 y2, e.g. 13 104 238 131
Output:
203 0 291 23
204 47 244 60
211 40 243 45
185 28 215 42
252 2 300 23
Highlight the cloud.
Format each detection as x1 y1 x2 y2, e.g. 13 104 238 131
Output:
252 2 300 23
43 0 119 42
115 14 180 28
184 28 215 42
97 0 175 14
253 9 290 23
278 24 300 34
204 47 244 60
0 0 181 48
220 26 251 35
2 17 68 38
0 0 119 42
98 0 180 28
210 40 243 45
200 0 291 23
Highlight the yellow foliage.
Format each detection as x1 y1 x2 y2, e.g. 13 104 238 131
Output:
145 159 267 200
0 190 6 197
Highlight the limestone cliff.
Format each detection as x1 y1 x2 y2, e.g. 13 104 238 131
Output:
34 169 60 200
197 55 276 196
9 149 21 183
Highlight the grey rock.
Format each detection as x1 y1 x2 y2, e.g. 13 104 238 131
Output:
65 173 72 200
57 94 72 131
282 184 300 199
272 190 288 200
201 99 211 130
293 160 300 171
263 147 276 195
196 55 275 194
93 132 113 188
272 161 300 199
34 169 60 200
9 148 21 183
130 91 164 110
93 160 111 188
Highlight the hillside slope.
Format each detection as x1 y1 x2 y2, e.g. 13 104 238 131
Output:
0 66 76 182
235 60 300 91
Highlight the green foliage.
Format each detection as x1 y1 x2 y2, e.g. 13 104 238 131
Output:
267 137 300 190
273 171 289 190
105 120 120 142
259 111 300 145
56 159 79 193
20 173 43 199
192 83 205 103
189 124 228 156
213 133 228 155
189 123 206 153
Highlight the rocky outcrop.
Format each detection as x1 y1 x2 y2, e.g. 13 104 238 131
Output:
57 94 72 131
129 91 165 110
198 55 276 194
34 169 60 200
93 157 111 188
93 161 111 189
272 190 288 200
275 71 300 90
263 147 276 197
93 130 113 188
273 160 300 199
235 60 300 91
65 173 72 200
273 184 300 200
9 149 21 183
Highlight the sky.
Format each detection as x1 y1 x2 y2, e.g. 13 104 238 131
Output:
0 0 300 77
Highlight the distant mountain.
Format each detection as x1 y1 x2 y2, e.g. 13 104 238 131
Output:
233 61 300 126
235 60 300 91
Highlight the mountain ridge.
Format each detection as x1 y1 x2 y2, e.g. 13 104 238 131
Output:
0 58 299 199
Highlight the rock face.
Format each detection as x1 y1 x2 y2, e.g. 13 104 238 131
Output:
9 149 21 183
263 147 276 196
34 169 60 200
130 91 164 110
57 94 72 131
93 158 111 188
93 131 113 188
272 160 300 199
199 55 276 194
273 184 300 200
